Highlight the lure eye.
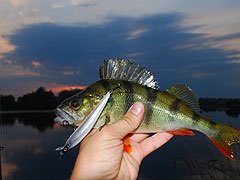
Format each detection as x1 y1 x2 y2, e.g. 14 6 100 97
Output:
70 100 81 110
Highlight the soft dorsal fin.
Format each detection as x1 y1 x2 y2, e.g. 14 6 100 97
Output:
99 58 160 89
166 84 200 112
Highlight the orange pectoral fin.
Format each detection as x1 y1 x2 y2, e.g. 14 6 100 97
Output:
167 129 195 136
123 136 132 153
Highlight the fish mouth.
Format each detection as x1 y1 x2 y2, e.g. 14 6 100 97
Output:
54 108 76 125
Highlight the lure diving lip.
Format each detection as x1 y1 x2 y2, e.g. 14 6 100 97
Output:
55 91 111 155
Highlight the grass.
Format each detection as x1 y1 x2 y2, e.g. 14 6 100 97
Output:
174 142 240 180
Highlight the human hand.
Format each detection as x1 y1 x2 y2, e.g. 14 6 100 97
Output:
70 102 173 180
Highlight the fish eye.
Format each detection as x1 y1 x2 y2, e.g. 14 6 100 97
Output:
70 100 81 110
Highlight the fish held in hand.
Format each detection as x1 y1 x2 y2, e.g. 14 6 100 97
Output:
55 58 240 160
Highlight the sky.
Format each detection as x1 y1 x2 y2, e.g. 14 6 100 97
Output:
0 0 240 98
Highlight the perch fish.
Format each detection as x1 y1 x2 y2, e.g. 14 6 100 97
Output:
55 58 240 159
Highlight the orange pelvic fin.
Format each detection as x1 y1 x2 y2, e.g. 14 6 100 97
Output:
167 129 195 136
208 124 240 160
123 136 132 153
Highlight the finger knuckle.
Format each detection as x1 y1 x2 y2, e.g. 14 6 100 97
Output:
122 115 134 127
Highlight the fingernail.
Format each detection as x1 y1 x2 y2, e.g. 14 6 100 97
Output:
130 102 143 115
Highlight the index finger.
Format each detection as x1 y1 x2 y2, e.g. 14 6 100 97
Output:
139 132 173 158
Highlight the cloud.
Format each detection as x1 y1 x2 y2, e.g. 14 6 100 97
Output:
10 0 27 7
1 13 240 97
191 71 215 78
31 60 41 67
126 28 147 40
0 1 52 46
182 5 240 35
228 60 240 64
212 33 240 41
0 60 40 77
1 1 240 60
46 84 86 94
5 14 188 82
12 71 39 77
0 37 16 54
52 1 66 9
70 0 97 7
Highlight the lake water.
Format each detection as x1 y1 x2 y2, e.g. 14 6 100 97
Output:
1 111 240 180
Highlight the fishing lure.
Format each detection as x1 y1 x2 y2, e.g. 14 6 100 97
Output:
55 91 111 155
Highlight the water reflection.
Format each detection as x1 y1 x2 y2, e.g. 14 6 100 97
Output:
1 112 55 132
1 115 78 180
1 111 240 180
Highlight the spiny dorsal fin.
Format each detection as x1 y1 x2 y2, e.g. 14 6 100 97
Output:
166 84 200 112
99 58 160 89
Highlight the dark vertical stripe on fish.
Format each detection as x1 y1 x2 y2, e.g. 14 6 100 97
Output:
192 113 201 122
145 87 157 125
100 80 111 93
209 121 217 126
169 98 181 120
170 98 181 112
123 81 134 113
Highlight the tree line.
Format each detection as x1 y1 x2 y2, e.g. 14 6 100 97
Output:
199 98 240 117
0 87 81 110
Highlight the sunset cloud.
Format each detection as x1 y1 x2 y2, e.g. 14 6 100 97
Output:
12 71 39 77
0 61 40 77
31 60 41 67
10 0 26 7
63 71 75 75
0 37 16 54
227 59 240 64
47 85 86 94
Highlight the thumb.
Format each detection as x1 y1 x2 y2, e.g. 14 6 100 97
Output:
108 102 145 139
